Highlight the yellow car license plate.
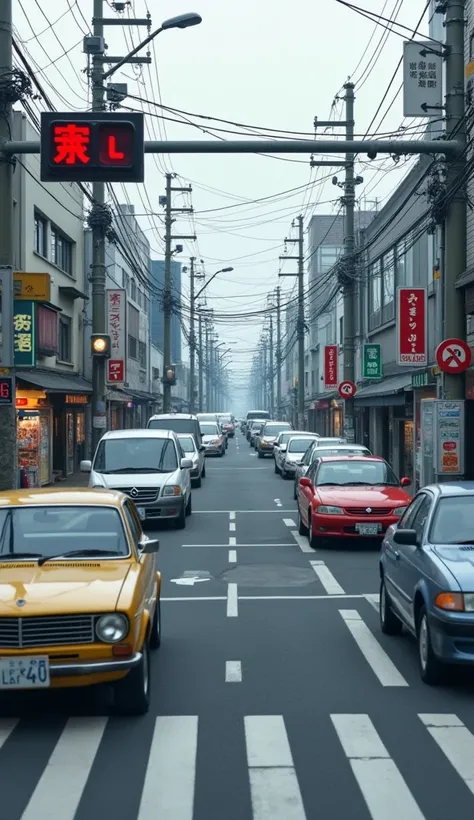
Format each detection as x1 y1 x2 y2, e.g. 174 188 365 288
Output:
0 655 50 688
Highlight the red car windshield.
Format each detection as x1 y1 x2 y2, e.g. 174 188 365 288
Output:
315 460 399 487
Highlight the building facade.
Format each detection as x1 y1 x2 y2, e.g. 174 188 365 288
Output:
12 112 90 486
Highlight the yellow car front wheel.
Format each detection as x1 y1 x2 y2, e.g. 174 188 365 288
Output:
114 642 150 716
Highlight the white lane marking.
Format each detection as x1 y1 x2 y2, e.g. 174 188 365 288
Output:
310 560 345 595
0 719 18 748
229 536 237 546
183 543 295 548
138 716 198 820
229 523 236 532
20 717 107 820
228 549 237 562
161 593 375 602
227 583 238 617
339 610 409 687
229 511 236 520
419 714 474 795
291 531 313 553
331 714 425 820
365 593 379 612
192 510 297 514
244 716 306 820
283 518 296 528
225 661 242 683
274 498 283 507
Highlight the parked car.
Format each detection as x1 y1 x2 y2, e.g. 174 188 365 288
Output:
199 421 226 456
0 488 161 715
380 482 474 684
249 421 267 448
147 413 202 446
273 430 310 473
293 443 371 499
217 413 235 438
255 421 293 457
81 429 193 529
178 434 206 487
280 434 320 479
297 455 411 549
244 410 271 434
197 413 220 424
246 419 268 442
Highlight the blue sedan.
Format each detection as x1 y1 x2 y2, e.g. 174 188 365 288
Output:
380 482 474 684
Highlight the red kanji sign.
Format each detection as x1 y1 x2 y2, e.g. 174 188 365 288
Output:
107 360 124 382
324 345 338 390
53 123 91 165
41 112 144 183
397 287 427 366
436 338 472 374
338 380 357 399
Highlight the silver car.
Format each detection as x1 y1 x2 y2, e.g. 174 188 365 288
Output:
256 421 293 457
80 429 193 529
178 434 206 487
274 431 317 474
280 435 321 480
293 441 369 498
200 422 226 456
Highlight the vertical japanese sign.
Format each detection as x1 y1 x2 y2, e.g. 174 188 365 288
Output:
324 345 338 390
434 400 465 476
402 41 443 118
397 287 427 366
13 300 35 366
363 344 382 379
106 289 126 385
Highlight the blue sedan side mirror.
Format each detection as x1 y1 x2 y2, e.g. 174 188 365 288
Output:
393 528 418 546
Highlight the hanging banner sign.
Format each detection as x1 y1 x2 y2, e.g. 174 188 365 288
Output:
397 287 427 366
106 288 126 385
324 345 338 390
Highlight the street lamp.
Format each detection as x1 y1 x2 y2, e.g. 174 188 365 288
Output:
103 12 203 80
195 267 233 301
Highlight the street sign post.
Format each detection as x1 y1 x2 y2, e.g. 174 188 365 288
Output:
435 338 472 374
403 40 443 118
362 344 382 379
338 380 357 399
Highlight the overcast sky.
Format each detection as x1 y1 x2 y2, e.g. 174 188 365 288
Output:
13 0 431 410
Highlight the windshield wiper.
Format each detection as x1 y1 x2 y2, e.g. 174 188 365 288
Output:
0 552 43 561
102 467 162 473
38 549 122 566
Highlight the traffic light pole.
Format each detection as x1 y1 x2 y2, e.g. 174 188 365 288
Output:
0 0 18 491
91 0 107 452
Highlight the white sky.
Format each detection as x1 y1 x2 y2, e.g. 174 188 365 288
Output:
13 0 431 411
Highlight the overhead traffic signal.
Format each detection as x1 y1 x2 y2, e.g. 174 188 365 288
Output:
162 366 176 386
40 112 144 183
91 334 111 358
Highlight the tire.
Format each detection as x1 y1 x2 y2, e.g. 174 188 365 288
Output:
150 598 161 650
174 500 186 529
221 446 226 456
308 512 320 549
186 493 192 516
114 641 150 716
202 463 206 478
192 475 202 488
293 482 298 500
298 507 308 535
417 605 443 684
379 577 403 635
274 461 280 474
281 468 287 480
258 450 264 459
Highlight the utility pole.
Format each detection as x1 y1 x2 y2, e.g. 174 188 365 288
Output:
276 286 282 420
442 0 466 405
269 312 274 418
280 215 305 429
162 173 195 413
205 319 211 411
0 0 17 490
341 82 356 443
90 0 107 452
198 311 203 412
188 257 196 412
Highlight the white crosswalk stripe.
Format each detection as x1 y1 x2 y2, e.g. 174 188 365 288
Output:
339 609 409 687
2 710 474 818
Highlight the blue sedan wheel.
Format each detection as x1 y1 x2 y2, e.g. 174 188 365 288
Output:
417 606 443 685
379 578 403 636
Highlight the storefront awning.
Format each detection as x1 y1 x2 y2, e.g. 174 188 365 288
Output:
16 370 92 394
353 374 412 407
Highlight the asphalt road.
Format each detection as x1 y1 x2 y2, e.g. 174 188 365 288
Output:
2 432 474 819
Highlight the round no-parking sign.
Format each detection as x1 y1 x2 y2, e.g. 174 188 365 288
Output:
435 339 471 374
338 380 357 399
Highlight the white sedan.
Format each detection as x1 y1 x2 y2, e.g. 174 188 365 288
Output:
274 432 319 474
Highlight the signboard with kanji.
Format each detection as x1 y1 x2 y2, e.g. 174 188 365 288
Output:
40 112 144 183
13 273 51 302
324 345 338 390
397 287 427 366
13 301 35 366
106 289 126 385
363 344 382 379
434 400 465 476
403 40 443 118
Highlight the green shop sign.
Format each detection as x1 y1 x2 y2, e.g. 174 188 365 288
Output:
363 344 382 379
13 300 36 366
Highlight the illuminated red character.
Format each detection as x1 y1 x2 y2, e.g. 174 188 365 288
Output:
53 124 91 165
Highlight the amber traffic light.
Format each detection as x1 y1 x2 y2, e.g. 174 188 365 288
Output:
91 334 111 358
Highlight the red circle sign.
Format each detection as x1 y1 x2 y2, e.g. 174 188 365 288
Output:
435 338 472 374
338 380 357 399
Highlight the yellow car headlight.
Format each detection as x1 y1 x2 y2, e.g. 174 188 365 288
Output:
96 613 129 643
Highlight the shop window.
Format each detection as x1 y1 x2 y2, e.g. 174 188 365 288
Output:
51 227 73 275
34 212 47 257
339 316 343 346
58 314 72 363
37 305 58 356
130 279 137 302
152 367 160 381
139 341 147 370
369 258 381 330
382 249 395 323
128 303 139 361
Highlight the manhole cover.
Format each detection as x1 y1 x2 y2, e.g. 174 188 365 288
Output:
219 564 316 588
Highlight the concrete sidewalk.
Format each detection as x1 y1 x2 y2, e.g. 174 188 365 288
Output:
54 470 89 488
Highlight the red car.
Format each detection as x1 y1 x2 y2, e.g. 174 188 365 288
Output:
296 455 412 549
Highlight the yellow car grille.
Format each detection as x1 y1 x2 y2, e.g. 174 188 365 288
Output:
0 615 95 648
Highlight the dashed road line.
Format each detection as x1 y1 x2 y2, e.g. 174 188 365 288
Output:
418 714 474 795
225 661 242 683
290 531 313 554
227 584 239 617
283 518 296 528
229 523 236 532
228 549 237 562
229 511 236 520
229 536 237 546
274 498 282 507
365 593 379 612
310 560 345 595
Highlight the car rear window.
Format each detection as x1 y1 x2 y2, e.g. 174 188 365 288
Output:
200 423 219 435
148 418 197 434
263 424 292 436
288 438 316 452
316 460 398 486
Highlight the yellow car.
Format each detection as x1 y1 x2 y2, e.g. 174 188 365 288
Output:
0 488 161 715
